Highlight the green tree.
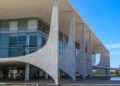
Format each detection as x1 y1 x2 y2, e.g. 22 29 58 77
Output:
92 71 101 76
115 70 119 75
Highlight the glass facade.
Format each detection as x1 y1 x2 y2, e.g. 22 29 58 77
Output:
59 32 68 55
0 18 79 58
0 18 39 58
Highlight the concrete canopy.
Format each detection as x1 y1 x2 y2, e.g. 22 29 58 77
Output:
0 0 108 54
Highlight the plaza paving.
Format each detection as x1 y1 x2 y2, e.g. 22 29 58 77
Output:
0 79 120 85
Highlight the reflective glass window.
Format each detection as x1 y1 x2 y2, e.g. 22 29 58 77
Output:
0 48 8 58
9 48 17 57
59 41 63 55
18 35 26 45
37 31 42 49
0 33 9 48
17 47 25 56
29 34 37 46
9 34 17 47
0 33 9 43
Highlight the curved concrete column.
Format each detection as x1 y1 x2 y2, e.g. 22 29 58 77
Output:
97 47 110 68
105 51 110 75
76 23 86 79
96 46 108 74
106 51 110 68
107 52 110 74
0 0 59 84
59 12 76 81
97 46 104 66
108 52 110 68
86 31 92 79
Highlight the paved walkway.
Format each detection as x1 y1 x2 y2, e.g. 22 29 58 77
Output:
0 79 120 85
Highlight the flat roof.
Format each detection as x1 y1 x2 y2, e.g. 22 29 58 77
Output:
0 0 109 54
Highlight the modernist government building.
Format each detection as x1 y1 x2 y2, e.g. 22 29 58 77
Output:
0 0 110 84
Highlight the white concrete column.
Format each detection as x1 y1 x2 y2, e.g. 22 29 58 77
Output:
98 45 104 66
96 46 107 75
45 73 48 80
105 49 108 67
103 47 106 67
59 11 76 81
106 50 110 68
108 52 110 67
76 23 86 79
86 31 92 79
8 67 12 79
106 51 110 75
68 12 76 81
49 0 59 84
25 64 30 81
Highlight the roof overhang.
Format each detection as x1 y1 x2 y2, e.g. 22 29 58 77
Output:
0 0 108 54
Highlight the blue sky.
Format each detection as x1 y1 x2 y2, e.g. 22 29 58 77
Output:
70 0 120 68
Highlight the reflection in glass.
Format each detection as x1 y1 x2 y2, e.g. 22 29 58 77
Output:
37 31 42 49
0 33 9 43
29 34 37 45
0 33 9 49
18 35 26 45
17 47 25 56
0 48 8 58
9 48 17 57
9 35 17 47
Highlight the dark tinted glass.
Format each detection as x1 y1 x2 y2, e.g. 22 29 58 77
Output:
9 48 17 57
9 35 17 47
0 33 9 43
18 35 26 45
37 31 42 48
29 35 37 45
42 35 46 46
0 48 8 58
17 47 25 56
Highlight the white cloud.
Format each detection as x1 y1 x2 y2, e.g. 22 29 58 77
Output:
105 44 120 49
110 51 120 55
105 44 120 55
